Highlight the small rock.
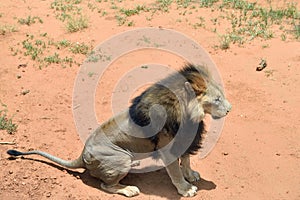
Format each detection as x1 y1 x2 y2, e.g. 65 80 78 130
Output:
46 192 51 197
21 89 30 95
16 75 22 79
256 59 267 71
9 170 13 174
223 152 229 156
18 64 27 69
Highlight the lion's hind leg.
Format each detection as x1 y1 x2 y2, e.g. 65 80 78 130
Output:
88 154 140 197
83 144 140 197
101 183 140 197
97 154 140 197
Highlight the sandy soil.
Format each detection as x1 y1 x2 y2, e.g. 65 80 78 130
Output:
0 0 299 200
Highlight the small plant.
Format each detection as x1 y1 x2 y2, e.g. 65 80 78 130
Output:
120 5 149 17
87 50 112 63
193 16 206 29
18 16 43 26
22 35 45 60
51 0 82 21
87 2 97 11
155 0 173 12
219 34 231 50
56 39 71 49
294 25 300 39
101 10 108 16
176 0 194 8
261 44 269 49
116 15 126 26
127 21 134 26
44 53 61 64
62 57 75 68
281 33 287 41
88 72 95 77
0 103 18 134
66 15 89 32
70 42 91 55
199 0 219 8
0 24 18 35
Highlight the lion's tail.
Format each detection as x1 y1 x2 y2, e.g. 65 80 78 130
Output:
7 149 84 169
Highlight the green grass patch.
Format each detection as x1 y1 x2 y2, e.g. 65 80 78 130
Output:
70 42 91 55
120 5 149 16
115 4 150 26
18 16 43 26
212 0 299 49
0 103 18 134
66 15 89 32
50 0 89 32
90 0 299 45
21 34 46 60
0 24 18 35
294 25 300 39
199 0 219 8
12 34 93 68
51 0 82 21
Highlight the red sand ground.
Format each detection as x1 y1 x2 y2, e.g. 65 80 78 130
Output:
0 1 299 200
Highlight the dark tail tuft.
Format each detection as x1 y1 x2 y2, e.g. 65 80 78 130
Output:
7 150 23 156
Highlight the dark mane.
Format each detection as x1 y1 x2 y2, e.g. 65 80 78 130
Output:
179 63 210 79
129 63 207 156
180 63 200 74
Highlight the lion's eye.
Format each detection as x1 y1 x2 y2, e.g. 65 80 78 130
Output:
214 96 221 104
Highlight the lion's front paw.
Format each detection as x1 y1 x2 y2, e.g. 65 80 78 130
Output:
182 168 201 182
178 184 198 197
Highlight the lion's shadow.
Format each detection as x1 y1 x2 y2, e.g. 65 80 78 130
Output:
12 157 216 199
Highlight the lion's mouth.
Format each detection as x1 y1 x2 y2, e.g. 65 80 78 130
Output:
211 110 231 119
211 115 224 120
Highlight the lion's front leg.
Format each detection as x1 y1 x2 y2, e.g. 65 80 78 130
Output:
180 155 201 182
165 159 198 197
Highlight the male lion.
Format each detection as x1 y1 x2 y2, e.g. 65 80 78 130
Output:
7 63 231 197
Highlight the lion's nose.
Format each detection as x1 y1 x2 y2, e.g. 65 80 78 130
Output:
226 103 232 113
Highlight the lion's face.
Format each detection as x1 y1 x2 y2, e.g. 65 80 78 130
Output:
200 82 232 119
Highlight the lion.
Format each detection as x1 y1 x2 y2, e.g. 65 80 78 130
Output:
7 63 231 197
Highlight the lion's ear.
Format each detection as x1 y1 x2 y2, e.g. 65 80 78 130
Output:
184 82 195 98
